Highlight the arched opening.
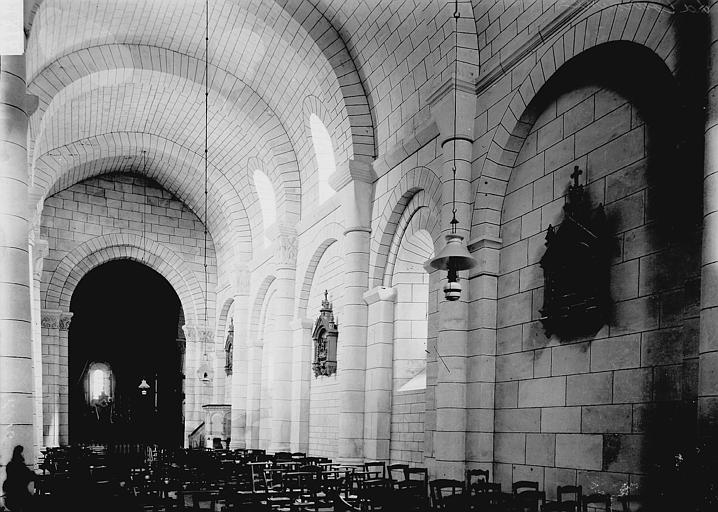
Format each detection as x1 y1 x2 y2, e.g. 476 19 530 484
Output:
310 114 337 203
69 260 184 449
390 227 433 464
307 241 343 459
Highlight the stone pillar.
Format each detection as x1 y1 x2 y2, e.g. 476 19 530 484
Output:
329 158 376 463
465 235 501 472
244 342 263 448
0 53 35 467
362 286 396 462
57 312 71 445
700 1 718 457
426 72 477 479
39 308 70 447
182 324 213 446
41 309 60 447
29 234 48 460
289 317 313 453
423 270 441 468
269 227 297 453
230 266 250 449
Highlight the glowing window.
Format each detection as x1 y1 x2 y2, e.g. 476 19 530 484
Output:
253 170 276 247
91 369 105 399
309 114 336 203
89 364 111 400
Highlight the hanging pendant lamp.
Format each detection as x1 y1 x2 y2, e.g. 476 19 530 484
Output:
137 151 155 391
196 0 213 383
138 378 150 396
427 1 477 301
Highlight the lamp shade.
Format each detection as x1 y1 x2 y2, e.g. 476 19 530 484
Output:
138 379 150 395
428 233 477 271
197 355 213 382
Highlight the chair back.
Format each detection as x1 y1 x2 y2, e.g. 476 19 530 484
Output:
430 478 464 510
513 489 546 512
363 460 386 479
274 451 293 462
405 467 428 488
512 480 540 495
473 481 501 494
388 464 409 488
466 468 489 489
558 484 582 511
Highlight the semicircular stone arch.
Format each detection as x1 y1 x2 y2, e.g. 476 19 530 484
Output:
35 135 254 261
249 275 277 346
370 166 442 288
30 67 298 229
471 2 679 240
295 220 345 319
276 1 375 160
45 233 205 326
216 297 235 343
383 201 440 288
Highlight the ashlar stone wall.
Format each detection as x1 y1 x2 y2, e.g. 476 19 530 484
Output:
493 79 700 497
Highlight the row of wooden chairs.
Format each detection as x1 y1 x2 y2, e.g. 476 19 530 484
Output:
429 477 642 512
37 448 644 512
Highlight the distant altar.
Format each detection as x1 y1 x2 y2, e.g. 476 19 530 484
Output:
202 404 231 449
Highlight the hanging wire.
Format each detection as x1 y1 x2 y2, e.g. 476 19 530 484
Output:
451 0 460 233
141 151 147 248
203 0 209 357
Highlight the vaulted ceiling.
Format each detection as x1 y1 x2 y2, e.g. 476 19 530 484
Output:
25 0 385 265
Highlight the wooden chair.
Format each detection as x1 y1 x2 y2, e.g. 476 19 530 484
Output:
400 468 429 512
514 490 546 512
261 467 285 494
556 485 582 512
430 479 466 511
581 494 610 512
469 483 506 512
387 464 409 489
404 467 428 493
465 469 489 494
363 461 386 480
282 471 317 507
355 477 392 511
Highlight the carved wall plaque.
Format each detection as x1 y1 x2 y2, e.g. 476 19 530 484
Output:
224 318 234 375
312 291 338 377
539 167 611 338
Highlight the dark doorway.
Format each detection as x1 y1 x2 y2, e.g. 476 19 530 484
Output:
69 260 184 448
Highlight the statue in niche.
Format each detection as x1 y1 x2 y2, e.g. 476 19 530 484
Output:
539 166 612 339
312 291 338 377
225 318 234 375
